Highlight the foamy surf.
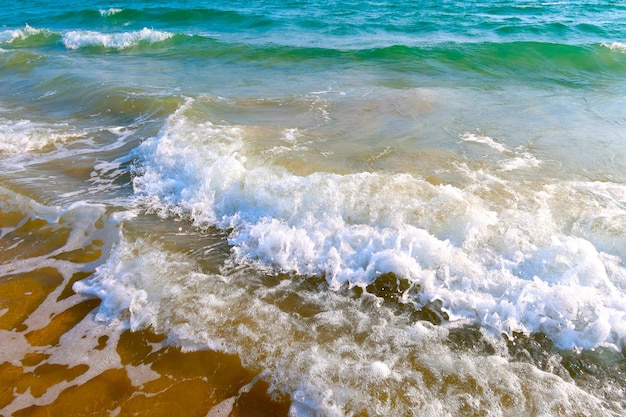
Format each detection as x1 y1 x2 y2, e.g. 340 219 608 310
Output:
62 28 175 50
0 25 49 44
99 8 123 17
0 25 175 51
459 132 542 171
0 118 77 154
121 99 626 352
70 94 626 413
75 233 618 416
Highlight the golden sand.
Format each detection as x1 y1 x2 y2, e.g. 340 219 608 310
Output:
0 209 289 416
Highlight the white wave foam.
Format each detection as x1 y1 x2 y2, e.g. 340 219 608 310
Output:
128 99 626 351
75 236 614 416
0 24 49 44
499 152 542 171
0 118 77 154
601 42 626 52
62 28 174 50
459 132 508 153
99 8 123 16
459 132 541 171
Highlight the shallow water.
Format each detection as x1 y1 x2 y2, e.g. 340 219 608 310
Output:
1 1 626 416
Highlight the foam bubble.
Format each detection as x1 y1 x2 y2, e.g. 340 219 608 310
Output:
0 188 137 415
62 28 174 50
369 361 392 379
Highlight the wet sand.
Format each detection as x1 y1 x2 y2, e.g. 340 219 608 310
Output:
0 207 289 416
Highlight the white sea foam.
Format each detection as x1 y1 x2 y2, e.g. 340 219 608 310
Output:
602 42 626 52
126 99 626 352
62 28 174 50
75 236 614 416
99 8 123 16
499 153 542 171
0 25 48 44
0 118 76 154
459 132 508 153
459 132 542 171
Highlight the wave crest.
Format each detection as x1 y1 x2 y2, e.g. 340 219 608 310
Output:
602 41 626 53
99 8 123 17
62 28 175 50
0 118 77 154
0 25 53 44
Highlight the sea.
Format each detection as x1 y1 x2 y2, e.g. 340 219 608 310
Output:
1 1 625 416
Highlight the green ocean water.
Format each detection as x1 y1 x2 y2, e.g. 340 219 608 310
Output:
1 1 626 416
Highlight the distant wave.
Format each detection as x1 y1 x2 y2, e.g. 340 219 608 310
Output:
140 37 626 78
52 7 276 31
1 25 177 51
0 24 55 45
62 28 175 50
2 24 625 82
97 7 276 28
99 8 123 17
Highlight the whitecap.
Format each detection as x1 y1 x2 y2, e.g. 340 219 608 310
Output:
99 8 123 17
62 28 174 50
0 118 76 154
601 42 626 52
74 236 616 416
0 24 48 44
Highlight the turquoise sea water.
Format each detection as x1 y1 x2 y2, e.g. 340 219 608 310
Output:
1 1 626 416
